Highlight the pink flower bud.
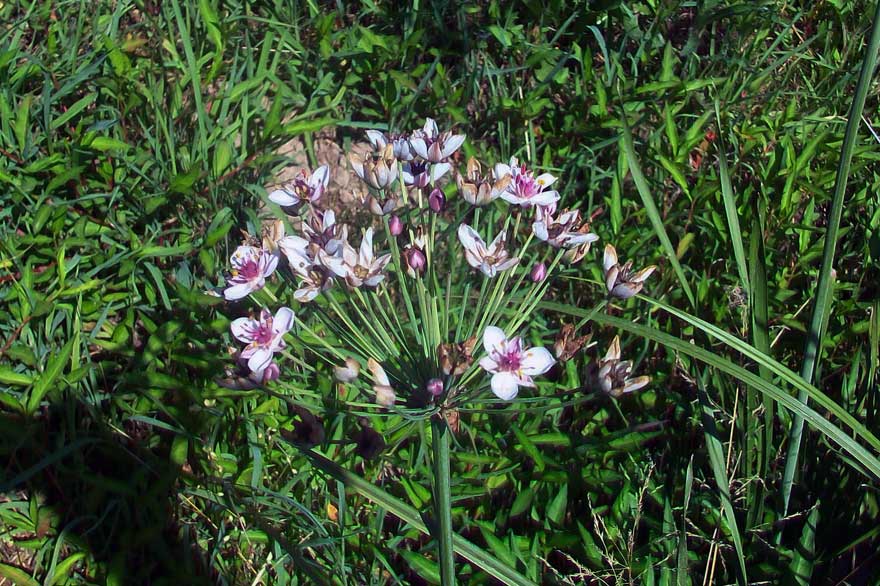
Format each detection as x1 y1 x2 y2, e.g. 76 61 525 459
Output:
389 215 404 236
427 378 444 397
261 362 280 383
404 246 426 276
429 188 446 213
530 262 547 282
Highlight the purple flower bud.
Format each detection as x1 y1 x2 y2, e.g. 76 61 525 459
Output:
530 262 547 283
261 362 281 383
427 378 444 397
428 188 446 213
389 215 404 236
404 247 427 276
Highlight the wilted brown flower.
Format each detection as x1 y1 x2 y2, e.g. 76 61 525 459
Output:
438 337 477 376
554 324 590 362
456 157 511 206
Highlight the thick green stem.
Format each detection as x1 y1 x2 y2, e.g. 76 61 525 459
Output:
431 417 456 585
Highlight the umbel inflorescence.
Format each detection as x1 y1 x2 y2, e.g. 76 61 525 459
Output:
218 118 655 410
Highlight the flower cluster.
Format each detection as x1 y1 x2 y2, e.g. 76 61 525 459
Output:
217 117 657 407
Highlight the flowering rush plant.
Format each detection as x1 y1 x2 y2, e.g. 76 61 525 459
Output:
216 118 656 582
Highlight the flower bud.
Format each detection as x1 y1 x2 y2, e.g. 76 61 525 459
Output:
404 246 427 277
427 378 444 397
375 385 396 407
428 188 446 213
389 215 404 236
530 262 547 283
334 358 360 382
260 362 280 383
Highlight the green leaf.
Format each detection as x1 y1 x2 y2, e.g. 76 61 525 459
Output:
50 93 98 129
546 483 568 526
697 375 748 585
400 550 441 584
0 563 39 586
619 116 696 307
27 338 75 414
0 367 34 386
15 95 30 153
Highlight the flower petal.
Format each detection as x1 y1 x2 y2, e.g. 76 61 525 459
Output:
482 326 507 355
365 130 387 149
268 189 300 207
603 244 618 272
422 117 438 137
457 224 487 259
604 336 621 362
230 317 257 343
224 282 254 301
479 356 499 372
247 348 273 374
430 162 451 182
312 164 330 188
409 137 428 160
622 376 651 394
273 307 295 335
441 134 465 158
490 371 520 400
520 346 555 376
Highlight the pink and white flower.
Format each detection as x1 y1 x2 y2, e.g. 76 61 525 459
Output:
401 159 451 188
321 228 392 288
493 157 560 209
457 224 519 277
231 307 295 377
350 144 398 190
603 244 657 299
276 236 334 303
595 336 650 397
366 130 414 161
479 326 555 400
533 208 599 249
408 118 465 163
268 165 330 209
224 245 279 300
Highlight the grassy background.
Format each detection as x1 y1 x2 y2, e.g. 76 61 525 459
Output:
1 0 880 584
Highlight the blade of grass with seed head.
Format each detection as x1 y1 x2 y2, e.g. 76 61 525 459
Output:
781 0 880 517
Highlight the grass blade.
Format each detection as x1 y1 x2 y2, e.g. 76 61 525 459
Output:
697 374 748 585
619 115 696 308
714 101 749 292
26 338 74 414
782 0 880 515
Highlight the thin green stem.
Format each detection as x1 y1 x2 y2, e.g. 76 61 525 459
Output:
431 417 456 585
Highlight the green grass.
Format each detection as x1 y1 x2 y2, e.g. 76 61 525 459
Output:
2 0 880 584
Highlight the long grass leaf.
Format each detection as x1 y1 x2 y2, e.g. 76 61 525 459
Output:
619 116 696 308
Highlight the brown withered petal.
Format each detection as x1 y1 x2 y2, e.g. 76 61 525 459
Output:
438 337 477 376
554 324 591 361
